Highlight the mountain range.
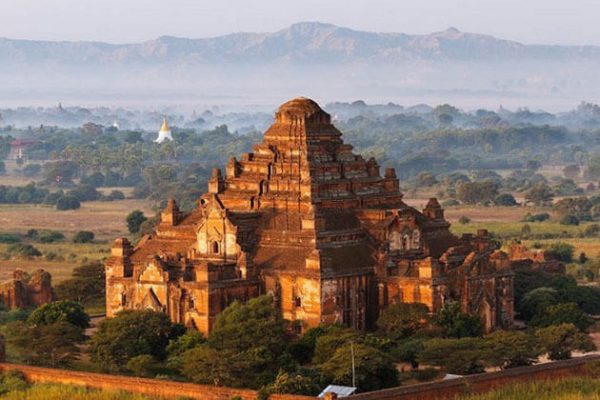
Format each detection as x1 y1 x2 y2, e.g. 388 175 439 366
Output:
1 22 599 109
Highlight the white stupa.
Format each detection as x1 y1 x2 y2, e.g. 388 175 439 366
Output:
155 116 173 143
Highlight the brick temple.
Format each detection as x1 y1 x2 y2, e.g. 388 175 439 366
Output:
106 97 514 334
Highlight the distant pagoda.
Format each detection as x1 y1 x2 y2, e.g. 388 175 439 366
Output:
155 116 173 143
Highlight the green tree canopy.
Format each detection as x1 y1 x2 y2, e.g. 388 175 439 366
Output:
419 337 486 375
27 300 90 329
483 330 541 369
88 310 183 371
535 323 595 360
321 342 398 392
376 302 431 341
126 210 147 234
435 302 483 338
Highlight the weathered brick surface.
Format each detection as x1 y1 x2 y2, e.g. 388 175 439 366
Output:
0 356 599 400
0 363 313 400
350 355 600 400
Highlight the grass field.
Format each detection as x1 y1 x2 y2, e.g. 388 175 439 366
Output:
457 376 600 399
0 242 109 283
0 383 159 400
0 199 154 283
0 200 154 240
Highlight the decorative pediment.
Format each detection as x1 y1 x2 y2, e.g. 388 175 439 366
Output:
138 257 166 282
142 288 163 311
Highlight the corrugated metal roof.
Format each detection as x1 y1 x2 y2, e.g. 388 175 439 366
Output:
318 385 357 398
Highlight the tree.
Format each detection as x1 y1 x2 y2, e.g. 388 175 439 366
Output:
519 287 559 321
376 302 431 340
313 326 360 365
554 197 592 220
54 262 105 305
392 338 425 369
69 184 101 201
435 302 483 338
266 371 321 396
182 346 237 386
27 300 90 329
126 354 161 377
73 231 95 243
419 337 486 375
182 295 289 389
525 183 554 206
535 323 595 360
56 195 80 210
88 310 183 371
483 330 541 369
456 181 499 205
560 214 579 226
530 302 594 332
126 210 147 233
5 321 85 367
321 342 398 392
495 193 518 206
546 242 575 263
166 330 205 370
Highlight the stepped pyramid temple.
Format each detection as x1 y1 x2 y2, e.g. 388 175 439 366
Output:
106 97 514 334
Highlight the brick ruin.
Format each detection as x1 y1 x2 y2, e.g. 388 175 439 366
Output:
106 97 514 335
0 269 53 309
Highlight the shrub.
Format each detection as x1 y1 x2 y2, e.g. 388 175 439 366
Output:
441 199 460 207
6 243 41 258
560 214 579 226
0 233 21 244
28 300 90 329
458 215 471 224
73 231 95 243
546 242 575 263
56 195 80 210
495 193 518 206
126 210 147 234
38 230 65 243
523 213 550 222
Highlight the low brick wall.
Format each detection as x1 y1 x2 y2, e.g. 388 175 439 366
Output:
351 355 600 400
1 355 598 400
0 363 313 400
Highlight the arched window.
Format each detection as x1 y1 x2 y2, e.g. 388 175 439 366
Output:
212 241 220 254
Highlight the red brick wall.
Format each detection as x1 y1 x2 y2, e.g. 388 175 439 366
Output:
1 356 598 400
350 355 600 400
0 363 313 400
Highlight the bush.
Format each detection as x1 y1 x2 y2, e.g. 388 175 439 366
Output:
495 193 518 206
523 213 550 222
560 214 579 226
458 215 471 224
104 190 125 201
5 243 41 258
126 210 147 234
0 233 21 244
69 184 101 202
546 242 575 263
56 195 80 211
28 300 90 329
72 231 95 243
38 230 65 243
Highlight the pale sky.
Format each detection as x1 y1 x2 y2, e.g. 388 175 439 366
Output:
0 0 598 45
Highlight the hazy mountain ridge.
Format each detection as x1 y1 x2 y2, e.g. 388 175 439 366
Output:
3 22 600 65
2 22 600 109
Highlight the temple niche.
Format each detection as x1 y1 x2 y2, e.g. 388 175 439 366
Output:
106 97 515 335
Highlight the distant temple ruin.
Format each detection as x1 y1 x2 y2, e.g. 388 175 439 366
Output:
106 97 514 334
0 269 53 309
